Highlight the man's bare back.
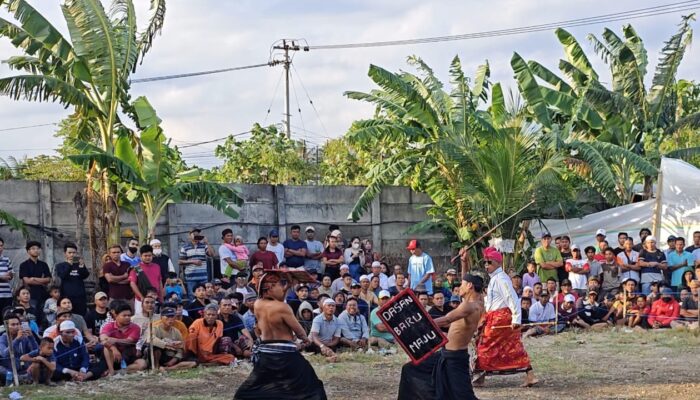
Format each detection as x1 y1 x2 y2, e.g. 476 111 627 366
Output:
439 295 485 351
254 298 299 341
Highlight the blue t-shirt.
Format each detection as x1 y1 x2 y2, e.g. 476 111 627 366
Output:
282 239 308 268
407 253 435 294
666 250 694 286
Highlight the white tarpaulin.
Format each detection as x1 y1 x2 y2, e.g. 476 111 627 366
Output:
530 158 700 249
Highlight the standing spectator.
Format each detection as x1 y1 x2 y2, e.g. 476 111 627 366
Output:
633 228 652 252
54 243 90 316
664 236 677 258
522 260 540 290
338 298 369 351
638 236 668 295
558 235 573 282
368 261 389 290
369 291 395 350
0 238 14 322
129 245 164 315
19 240 51 309
102 244 133 302
343 236 366 282
685 231 700 263
186 303 235 365
600 248 622 298
594 229 607 253
310 299 341 361
150 239 175 286
534 233 563 284
43 286 61 326
613 232 629 255
283 225 308 269
218 229 239 284
666 237 694 292
565 245 589 297
647 288 680 329
266 229 285 266
406 240 435 295
387 264 402 288
121 238 141 267
178 228 214 298
321 236 344 281
584 247 603 282
0 312 38 377
617 238 640 287
85 292 110 337
100 302 147 375
304 226 324 273
248 237 278 270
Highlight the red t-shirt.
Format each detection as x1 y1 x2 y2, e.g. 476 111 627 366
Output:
102 261 134 300
128 262 162 300
249 251 278 269
100 321 140 352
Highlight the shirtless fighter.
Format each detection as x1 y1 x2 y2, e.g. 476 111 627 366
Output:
234 272 328 400
397 274 485 400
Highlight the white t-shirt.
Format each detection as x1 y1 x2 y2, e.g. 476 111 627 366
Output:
617 250 640 283
266 243 285 265
566 258 589 290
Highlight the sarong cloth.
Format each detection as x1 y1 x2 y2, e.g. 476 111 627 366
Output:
398 349 478 400
234 340 327 400
475 308 531 373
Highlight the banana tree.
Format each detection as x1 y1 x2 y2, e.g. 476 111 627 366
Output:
0 0 166 265
0 208 28 237
345 56 567 268
512 15 699 204
69 97 243 242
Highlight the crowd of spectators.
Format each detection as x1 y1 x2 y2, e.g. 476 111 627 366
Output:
0 224 696 388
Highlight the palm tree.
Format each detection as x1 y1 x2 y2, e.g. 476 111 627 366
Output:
345 56 566 266
0 0 166 265
513 15 699 204
0 156 25 179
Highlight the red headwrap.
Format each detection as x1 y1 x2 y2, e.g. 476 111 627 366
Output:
482 247 503 263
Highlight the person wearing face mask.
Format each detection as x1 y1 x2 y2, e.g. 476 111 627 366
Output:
343 237 366 282
121 238 141 267
150 239 175 287
647 287 680 329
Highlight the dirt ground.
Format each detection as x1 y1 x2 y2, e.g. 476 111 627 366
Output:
3 329 698 400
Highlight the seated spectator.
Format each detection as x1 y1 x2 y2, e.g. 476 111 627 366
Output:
297 300 315 335
164 272 186 300
388 272 407 297
288 284 311 316
417 291 430 311
152 301 189 342
613 279 638 325
218 298 253 358
448 295 461 309
557 294 578 331
523 290 556 338
132 295 160 356
532 282 543 301
576 290 607 328
42 286 61 327
242 294 257 336
232 272 255 297
511 274 523 297
348 283 369 319
555 279 579 305
647 281 661 304
680 270 695 292
368 261 389 290
85 292 110 337
20 337 56 385
186 304 235 365
671 280 699 329
521 297 532 325
545 278 558 302
57 297 98 349
332 292 347 316
52 320 105 382
522 286 534 300
600 248 622 298
318 275 333 297
369 275 382 296
338 298 369 351
185 283 210 319
359 275 379 308
43 309 84 343
0 312 38 378
369 291 395 350
13 286 43 334
627 295 650 329
100 302 147 375
310 299 341 361
428 291 452 333
647 288 680 329
522 260 540 289
144 307 196 372
330 266 351 294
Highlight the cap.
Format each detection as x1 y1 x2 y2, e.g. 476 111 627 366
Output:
378 290 391 299
94 291 108 301
483 247 503 263
445 268 457 275
406 239 420 250
323 298 336 306
244 293 257 302
304 226 315 232
449 295 461 302
561 279 572 286
296 284 309 291
351 283 361 289
212 279 222 285
587 289 598 295
330 229 342 238
149 239 161 246
541 232 552 239
269 229 279 237
56 309 72 319
161 308 176 317
252 264 263 271
340 264 350 271
541 290 550 296
59 320 76 332
236 272 248 279
189 227 202 234
564 294 576 303
571 244 579 250
596 228 606 237
359 275 370 282
371 261 381 268
661 287 673 296
645 235 657 243
588 276 600 282
667 235 677 241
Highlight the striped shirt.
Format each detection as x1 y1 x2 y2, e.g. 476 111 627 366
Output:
0 255 12 299
179 242 209 283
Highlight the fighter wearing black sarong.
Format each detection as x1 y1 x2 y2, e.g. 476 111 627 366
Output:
398 349 477 400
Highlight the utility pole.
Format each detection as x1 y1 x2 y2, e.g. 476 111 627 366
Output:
272 40 301 138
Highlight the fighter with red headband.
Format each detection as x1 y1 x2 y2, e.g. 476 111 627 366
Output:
473 247 538 388
234 271 327 400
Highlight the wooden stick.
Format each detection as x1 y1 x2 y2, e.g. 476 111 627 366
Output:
4 320 19 386
149 313 155 372
492 321 557 329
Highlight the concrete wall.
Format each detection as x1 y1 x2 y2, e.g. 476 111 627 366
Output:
0 181 451 274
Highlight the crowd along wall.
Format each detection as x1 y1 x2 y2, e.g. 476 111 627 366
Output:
0 181 451 275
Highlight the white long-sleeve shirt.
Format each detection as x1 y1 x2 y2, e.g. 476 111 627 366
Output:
485 267 522 324
528 301 556 323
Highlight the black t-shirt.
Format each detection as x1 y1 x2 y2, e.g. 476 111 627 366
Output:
558 251 572 282
220 314 245 340
685 245 700 253
185 299 210 319
613 247 625 256
19 259 51 302
85 308 109 336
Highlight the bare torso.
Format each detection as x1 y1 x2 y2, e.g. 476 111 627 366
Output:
445 298 484 351
254 298 296 341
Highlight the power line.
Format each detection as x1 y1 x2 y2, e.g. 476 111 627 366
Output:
176 130 251 149
291 64 329 137
130 61 279 83
0 123 57 132
307 1 700 50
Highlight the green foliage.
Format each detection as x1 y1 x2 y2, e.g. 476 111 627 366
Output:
319 137 383 186
0 208 28 237
211 124 316 185
18 155 84 181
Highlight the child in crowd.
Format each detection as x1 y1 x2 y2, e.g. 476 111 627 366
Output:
20 337 56 385
164 272 186 300
43 286 61 326
522 260 541 289
627 295 650 328
231 236 250 271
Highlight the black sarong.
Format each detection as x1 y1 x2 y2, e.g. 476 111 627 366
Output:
234 341 327 400
398 349 478 400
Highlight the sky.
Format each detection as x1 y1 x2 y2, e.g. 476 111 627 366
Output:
1 0 699 169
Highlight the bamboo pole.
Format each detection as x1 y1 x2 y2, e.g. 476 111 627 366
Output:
149 314 155 372
3 320 19 386
492 321 557 329
652 171 663 240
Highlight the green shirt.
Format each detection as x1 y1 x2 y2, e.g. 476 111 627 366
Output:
369 308 394 342
534 246 562 283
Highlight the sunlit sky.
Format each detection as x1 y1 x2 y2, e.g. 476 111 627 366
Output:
1 0 699 169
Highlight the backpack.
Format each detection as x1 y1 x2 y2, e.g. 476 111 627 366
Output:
131 265 155 297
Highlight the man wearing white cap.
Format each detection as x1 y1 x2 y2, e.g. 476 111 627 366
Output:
304 226 324 273
150 239 175 287
330 265 351 294
369 290 395 350
594 229 607 253
358 275 379 307
53 320 102 381
310 298 341 361
637 235 668 295
369 261 389 290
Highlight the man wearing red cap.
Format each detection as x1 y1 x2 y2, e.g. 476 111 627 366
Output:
406 240 435 295
474 247 538 388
